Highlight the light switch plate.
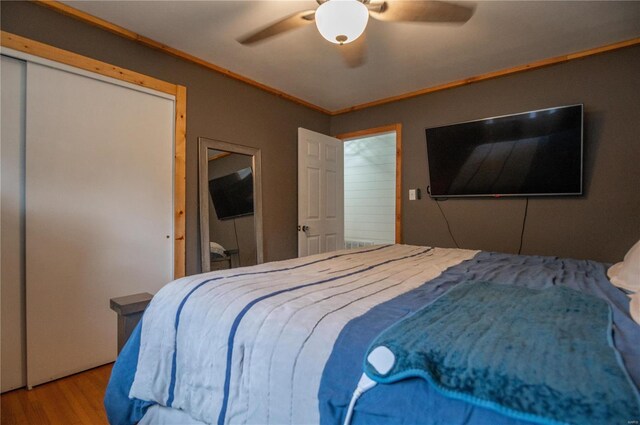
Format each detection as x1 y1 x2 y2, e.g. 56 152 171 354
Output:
409 189 417 201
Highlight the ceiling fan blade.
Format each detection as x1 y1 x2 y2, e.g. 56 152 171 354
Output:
238 10 316 45
369 1 475 24
340 33 368 68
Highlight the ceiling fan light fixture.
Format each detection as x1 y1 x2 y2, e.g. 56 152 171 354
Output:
315 0 369 45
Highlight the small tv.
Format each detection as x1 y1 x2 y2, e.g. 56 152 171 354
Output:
425 104 583 198
209 167 254 220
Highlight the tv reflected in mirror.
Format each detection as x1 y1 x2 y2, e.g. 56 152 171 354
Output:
209 167 254 220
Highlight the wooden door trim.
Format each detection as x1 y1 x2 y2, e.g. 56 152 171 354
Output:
1 31 187 278
335 124 403 244
208 152 232 161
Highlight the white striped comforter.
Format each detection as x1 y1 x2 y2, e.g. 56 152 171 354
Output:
131 244 478 424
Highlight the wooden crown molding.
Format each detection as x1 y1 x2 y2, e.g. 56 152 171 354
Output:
332 37 640 115
34 0 332 115
31 1 640 116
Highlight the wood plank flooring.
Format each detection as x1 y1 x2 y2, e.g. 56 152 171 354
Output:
1 363 113 425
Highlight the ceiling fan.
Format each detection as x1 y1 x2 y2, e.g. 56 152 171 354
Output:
238 0 475 67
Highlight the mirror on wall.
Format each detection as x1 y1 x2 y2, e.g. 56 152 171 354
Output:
198 137 263 273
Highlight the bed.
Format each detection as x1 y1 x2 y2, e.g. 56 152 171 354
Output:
105 244 640 425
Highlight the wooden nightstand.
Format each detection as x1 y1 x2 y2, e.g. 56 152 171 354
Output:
110 292 153 354
210 248 240 270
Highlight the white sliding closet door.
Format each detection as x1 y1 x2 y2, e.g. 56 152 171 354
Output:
25 62 174 387
1 55 27 392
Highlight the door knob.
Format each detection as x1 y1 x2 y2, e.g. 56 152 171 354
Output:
298 225 309 232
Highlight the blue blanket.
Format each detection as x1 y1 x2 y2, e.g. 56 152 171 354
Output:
319 252 640 425
106 250 640 425
363 281 640 425
104 320 152 425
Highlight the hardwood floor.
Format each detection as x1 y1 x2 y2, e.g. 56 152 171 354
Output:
1 363 113 425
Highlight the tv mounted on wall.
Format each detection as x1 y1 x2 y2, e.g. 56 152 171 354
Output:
209 167 254 220
425 104 583 198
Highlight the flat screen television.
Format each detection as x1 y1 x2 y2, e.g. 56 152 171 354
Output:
425 104 583 198
209 167 254 220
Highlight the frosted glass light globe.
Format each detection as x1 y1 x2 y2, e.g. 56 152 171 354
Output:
315 0 369 45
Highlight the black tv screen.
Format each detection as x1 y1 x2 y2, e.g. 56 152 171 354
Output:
209 167 254 220
425 104 583 197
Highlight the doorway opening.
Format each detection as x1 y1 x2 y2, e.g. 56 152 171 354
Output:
337 124 402 248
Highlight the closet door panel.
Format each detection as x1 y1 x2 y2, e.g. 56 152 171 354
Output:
1 55 27 392
25 62 174 387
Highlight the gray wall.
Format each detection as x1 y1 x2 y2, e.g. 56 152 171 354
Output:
331 46 640 263
0 1 330 275
3 2 638 266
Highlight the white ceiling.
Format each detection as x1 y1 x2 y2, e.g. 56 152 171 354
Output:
62 1 640 112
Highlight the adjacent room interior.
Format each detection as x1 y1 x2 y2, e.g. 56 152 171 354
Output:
341 128 400 248
1 1 639 424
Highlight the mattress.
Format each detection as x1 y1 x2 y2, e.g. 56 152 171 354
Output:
104 244 640 425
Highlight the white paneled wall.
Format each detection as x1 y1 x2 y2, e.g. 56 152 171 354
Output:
344 133 396 245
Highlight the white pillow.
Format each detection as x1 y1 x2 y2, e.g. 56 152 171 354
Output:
608 240 640 292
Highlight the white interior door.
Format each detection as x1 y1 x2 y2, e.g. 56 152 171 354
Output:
1 55 27 392
297 128 344 257
25 61 174 387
